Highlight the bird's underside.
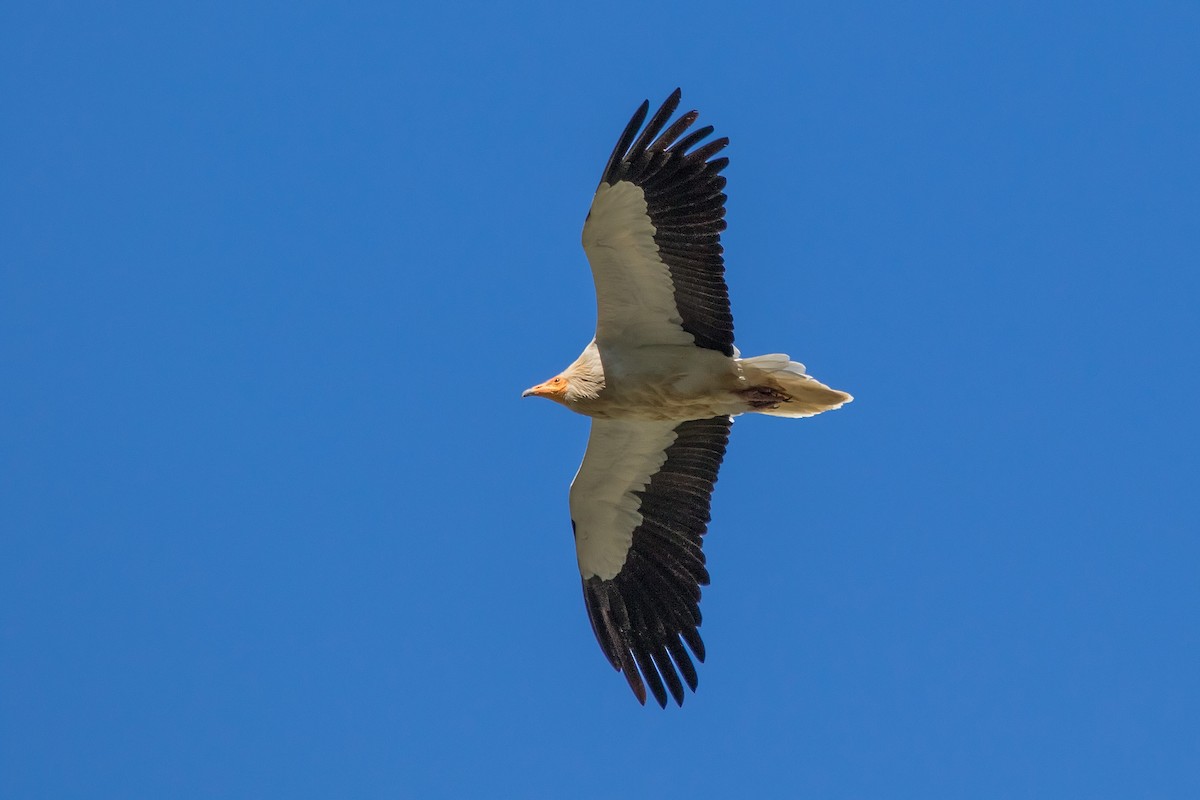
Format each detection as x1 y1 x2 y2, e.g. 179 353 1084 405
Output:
562 342 850 422
523 89 852 707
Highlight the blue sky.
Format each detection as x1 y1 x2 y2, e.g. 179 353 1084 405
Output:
3 2 1199 797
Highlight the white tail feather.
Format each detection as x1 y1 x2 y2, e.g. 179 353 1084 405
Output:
737 354 853 418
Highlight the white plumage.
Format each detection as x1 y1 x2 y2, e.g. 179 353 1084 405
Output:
569 420 676 580
524 89 851 707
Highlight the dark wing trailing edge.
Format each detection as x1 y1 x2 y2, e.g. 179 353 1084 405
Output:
581 415 733 707
597 89 734 357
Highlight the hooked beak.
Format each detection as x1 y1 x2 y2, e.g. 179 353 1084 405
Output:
522 378 566 400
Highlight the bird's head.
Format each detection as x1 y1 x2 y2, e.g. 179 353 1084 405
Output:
522 375 570 404
524 346 604 406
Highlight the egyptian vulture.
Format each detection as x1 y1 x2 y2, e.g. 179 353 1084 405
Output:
524 89 852 707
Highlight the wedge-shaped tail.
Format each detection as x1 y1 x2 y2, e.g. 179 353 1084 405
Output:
738 353 853 418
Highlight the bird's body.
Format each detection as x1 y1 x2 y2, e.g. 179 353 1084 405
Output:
549 340 846 422
524 89 851 707
557 340 733 420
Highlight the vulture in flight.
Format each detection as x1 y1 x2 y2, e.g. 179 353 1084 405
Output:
523 89 852 707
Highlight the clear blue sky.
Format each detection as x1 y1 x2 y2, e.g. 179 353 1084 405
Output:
3 2 1198 797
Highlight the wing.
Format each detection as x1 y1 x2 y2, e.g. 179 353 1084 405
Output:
569 415 733 707
581 89 734 357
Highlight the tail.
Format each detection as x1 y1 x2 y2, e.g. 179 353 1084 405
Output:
736 353 853 418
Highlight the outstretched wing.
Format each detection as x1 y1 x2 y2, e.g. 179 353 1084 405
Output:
569 416 733 707
581 89 734 357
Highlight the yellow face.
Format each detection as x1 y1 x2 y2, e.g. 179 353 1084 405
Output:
522 376 569 402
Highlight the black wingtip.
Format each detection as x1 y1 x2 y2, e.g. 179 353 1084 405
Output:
598 98 650 185
600 90 695 186
622 656 648 705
